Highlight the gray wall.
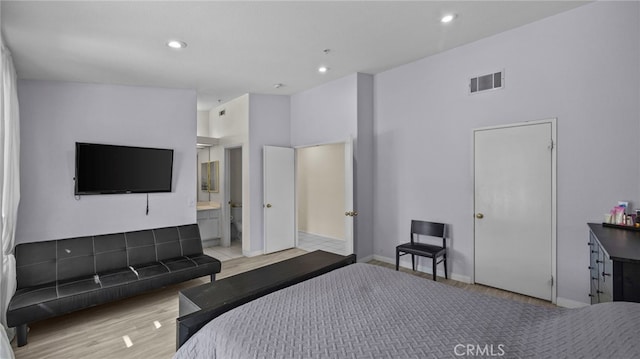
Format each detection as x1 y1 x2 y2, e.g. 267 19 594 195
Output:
356 73 374 259
290 73 374 260
17 80 197 243
373 1 640 304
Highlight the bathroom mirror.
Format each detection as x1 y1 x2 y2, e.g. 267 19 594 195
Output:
200 160 219 193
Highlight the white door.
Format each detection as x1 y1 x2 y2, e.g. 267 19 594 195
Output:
474 121 555 301
264 146 295 254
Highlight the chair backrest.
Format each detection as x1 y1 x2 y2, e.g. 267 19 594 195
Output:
410 220 447 248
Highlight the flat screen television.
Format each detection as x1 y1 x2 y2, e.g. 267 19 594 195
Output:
75 142 174 195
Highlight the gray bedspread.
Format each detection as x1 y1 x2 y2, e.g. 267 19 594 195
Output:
174 263 640 358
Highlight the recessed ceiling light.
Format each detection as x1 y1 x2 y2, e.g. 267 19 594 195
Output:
441 14 456 23
273 83 284 89
318 66 329 73
167 40 187 49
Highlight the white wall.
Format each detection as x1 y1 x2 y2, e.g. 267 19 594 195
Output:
373 1 640 304
197 110 210 137
290 73 374 260
248 94 291 255
17 80 197 243
291 74 357 147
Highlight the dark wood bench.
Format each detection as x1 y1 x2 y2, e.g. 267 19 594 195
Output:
176 250 356 349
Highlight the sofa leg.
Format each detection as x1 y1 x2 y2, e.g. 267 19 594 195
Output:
16 324 28 347
210 274 216 282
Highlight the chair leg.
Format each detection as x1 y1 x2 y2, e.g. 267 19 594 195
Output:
411 254 415 271
395 250 399 271
210 273 216 282
16 323 28 347
444 254 448 279
432 257 437 281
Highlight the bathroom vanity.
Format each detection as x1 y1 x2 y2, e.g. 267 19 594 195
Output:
197 202 221 245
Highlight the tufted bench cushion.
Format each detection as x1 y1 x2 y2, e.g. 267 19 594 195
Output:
7 224 221 347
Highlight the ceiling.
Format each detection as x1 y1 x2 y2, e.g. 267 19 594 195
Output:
1 1 589 111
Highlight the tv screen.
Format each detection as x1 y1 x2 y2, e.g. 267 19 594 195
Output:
75 142 174 195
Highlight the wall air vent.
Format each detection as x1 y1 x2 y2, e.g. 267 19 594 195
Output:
469 70 504 94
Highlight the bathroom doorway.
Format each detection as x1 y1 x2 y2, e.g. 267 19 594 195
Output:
228 147 243 246
210 145 243 261
197 144 243 262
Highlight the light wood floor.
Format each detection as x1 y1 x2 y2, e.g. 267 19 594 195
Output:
11 249 552 359
369 260 555 308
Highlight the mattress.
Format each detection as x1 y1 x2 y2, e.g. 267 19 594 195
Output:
174 263 640 358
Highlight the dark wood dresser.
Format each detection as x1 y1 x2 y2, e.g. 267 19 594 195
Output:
588 223 640 304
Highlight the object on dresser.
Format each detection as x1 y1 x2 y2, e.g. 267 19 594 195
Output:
607 202 632 225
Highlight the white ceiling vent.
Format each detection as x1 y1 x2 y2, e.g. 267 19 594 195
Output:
469 70 504 94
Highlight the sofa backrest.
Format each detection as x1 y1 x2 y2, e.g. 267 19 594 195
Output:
125 230 157 267
154 227 183 261
95 233 128 273
178 225 205 257
57 236 95 283
14 224 204 289
14 241 57 289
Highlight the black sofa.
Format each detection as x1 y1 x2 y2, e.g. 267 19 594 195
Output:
6 224 221 347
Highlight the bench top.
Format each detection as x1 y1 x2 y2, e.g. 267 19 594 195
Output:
180 250 355 312
176 250 356 348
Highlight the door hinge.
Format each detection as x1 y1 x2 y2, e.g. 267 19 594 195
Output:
548 140 554 151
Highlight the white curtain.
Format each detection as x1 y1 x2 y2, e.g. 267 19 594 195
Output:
0 37 20 357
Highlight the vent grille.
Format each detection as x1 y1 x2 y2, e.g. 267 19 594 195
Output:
470 71 503 94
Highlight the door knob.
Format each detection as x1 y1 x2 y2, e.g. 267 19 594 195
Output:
266 203 272 208
345 211 359 217
476 213 484 219
345 211 351 216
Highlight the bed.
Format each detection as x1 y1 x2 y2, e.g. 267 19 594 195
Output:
174 263 640 358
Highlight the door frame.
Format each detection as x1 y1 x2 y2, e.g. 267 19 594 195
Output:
293 137 355 255
472 118 557 304
223 144 243 250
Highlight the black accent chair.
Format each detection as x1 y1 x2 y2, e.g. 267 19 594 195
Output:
395 220 448 281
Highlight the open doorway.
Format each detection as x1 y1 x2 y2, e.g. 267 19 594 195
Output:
295 142 350 255
198 145 243 262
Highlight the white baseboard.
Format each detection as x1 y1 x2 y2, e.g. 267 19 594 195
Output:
242 249 263 257
202 238 221 248
357 255 374 263
556 297 589 308
372 254 471 284
298 231 345 242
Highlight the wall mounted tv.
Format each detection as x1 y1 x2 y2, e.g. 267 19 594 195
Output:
74 142 174 195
